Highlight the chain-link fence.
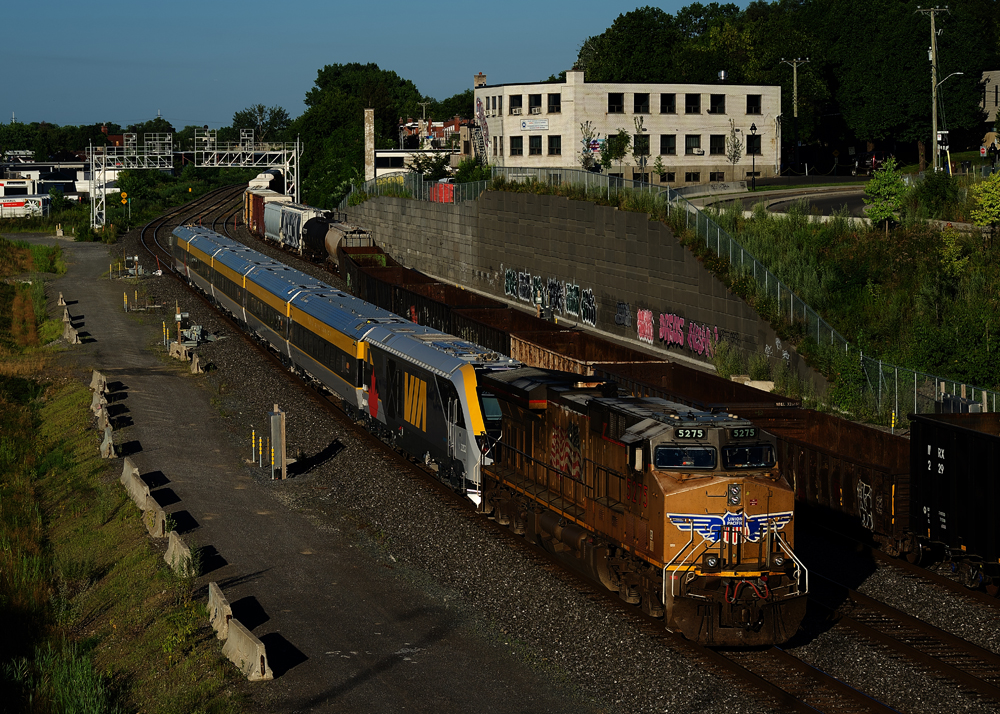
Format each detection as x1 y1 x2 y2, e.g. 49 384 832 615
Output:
340 164 999 417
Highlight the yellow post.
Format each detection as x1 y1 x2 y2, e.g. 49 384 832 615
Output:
123 292 127 312
252 429 255 460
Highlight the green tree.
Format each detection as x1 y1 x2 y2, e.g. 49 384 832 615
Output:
230 105 291 142
726 119 744 182
430 89 473 121
453 156 491 183
864 157 907 232
408 153 451 181
970 172 1000 246
577 6 683 82
600 129 631 178
126 116 175 138
578 121 600 170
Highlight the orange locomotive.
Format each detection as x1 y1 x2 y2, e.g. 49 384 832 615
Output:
480 367 807 646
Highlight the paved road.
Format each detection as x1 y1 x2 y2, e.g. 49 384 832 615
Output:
708 186 868 216
19 233 597 714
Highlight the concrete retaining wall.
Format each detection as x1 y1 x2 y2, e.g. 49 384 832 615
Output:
222 619 273 681
346 191 822 387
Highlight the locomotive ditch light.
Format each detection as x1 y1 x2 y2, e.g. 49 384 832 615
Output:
772 555 786 569
727 484 742 506
703 554 722 571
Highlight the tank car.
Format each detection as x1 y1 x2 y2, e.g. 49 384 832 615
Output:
480 367 808 646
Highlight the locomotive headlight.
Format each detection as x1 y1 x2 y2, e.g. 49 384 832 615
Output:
772 555 786 568
727 484 742 506
704 554 721 570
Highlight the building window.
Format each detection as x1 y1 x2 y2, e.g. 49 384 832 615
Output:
529 135 542 155
710 172 726 181
510 136 523 155
747 135 762 155
548 135 561 155
491 96 497 112
608 92 624 113
709 94 726 114
634 93 650 113
745 171 760 178
493 136 497 156
510 95 523 115
634 172 650 183
660 134 676 155
685 172 701 182
529 94 542 114
548 93 561 113
746 94 762 114
709 135 726 155
685 135 701 155
685 94 701 114
660 93 676 114
633 134 650 157
498 96 503 114
659 172 676 182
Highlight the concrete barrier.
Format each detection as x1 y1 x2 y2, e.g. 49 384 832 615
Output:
190 352 204 374
57 292 66 306
97 407 110 432
120 457 150 509
62 307 71 323
143 495 168 538
100 426 114 458
168 342 190 361
208 582 233 640
90 390 107 414
89 370 107 393
63 323 80 344
222 619 273 681
164 530 195 577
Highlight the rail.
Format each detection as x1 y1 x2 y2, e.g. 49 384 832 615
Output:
340 166 1000 421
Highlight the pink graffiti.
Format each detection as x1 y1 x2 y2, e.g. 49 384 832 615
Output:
659 313 685 347
687 322 719 357
637 309 654 344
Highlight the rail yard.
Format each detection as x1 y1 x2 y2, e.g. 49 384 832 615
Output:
48 182 993 713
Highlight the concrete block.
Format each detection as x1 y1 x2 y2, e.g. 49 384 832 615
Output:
190 352 204 374
164 530 195 577
90 390 106 414
97 407 109 432
89 370 107 393
100 426 114 458
168 342 190 361
57 292 66 306
143 495 168 538
222 619 274 681
120 457 150 510
62 307 71 323
208 582 233 640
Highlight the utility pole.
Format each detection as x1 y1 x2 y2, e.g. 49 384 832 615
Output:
917 7 949 172
780 57 809 169
417 102 431 149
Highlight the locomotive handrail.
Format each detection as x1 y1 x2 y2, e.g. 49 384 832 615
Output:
774 530 809 596
663 524 699 599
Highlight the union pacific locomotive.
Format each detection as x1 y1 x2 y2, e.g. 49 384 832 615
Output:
481 368 807 646
169 225 807 646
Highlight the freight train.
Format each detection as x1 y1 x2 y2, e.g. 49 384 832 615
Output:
169 223 809 645
334 236 1000 597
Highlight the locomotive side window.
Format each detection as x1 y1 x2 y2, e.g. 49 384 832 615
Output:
479 391 502 426
722 445 776 469
654 446 716 469
436 378 465 428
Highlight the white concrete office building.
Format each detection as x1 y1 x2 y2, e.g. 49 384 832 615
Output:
473 70 781 184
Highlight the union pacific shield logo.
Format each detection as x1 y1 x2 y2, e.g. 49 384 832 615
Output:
666 511 793 544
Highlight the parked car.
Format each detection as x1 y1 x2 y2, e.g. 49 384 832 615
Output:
852 151 892 176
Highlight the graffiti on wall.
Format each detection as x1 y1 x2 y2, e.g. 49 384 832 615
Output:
566 283 580 317
614 301 632 328
518 271 532 302
547 279 565 314
637 309 654 344
659 313 685 347
687 322 719 357
581 289 597 327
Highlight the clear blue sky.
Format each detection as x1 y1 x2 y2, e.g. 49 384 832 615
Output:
4 1 749 130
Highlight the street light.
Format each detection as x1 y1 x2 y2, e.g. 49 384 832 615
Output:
750 123 757 190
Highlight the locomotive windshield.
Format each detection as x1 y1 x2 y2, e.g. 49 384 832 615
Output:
479 391 502 432
722 444 776 470
654 446 716 469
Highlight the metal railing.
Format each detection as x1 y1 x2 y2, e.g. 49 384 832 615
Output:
341 165 1000 417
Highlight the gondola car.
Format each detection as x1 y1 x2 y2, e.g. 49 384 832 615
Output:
169 225 517 498
480 367 808 646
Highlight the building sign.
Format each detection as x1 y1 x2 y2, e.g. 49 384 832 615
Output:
520 119 549 131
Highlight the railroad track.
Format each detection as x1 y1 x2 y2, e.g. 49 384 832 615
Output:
812 574 1000 705
138 185 245 269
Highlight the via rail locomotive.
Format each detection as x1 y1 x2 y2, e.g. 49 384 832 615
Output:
169 225 517 496
481 367 807 646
